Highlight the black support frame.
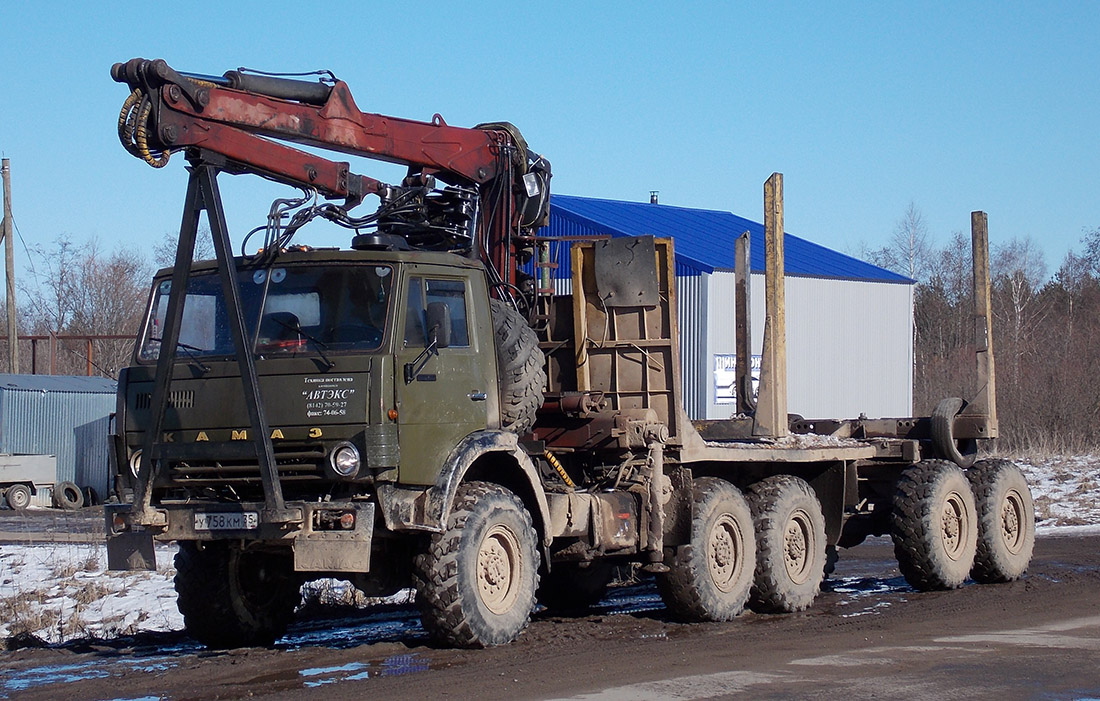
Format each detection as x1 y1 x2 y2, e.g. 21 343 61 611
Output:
133 157 297 525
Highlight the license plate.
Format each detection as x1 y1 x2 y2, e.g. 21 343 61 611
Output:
194 511 259 531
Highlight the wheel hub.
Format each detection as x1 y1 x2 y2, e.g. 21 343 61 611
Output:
941 492 967 559
708 514 742 592
783 510 813 584
1001 489 1025 553
477 524 521 614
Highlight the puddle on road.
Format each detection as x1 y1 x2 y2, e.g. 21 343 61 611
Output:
278 606 428 650
589 583 666 616
298 653 431 687
2 655 182 696
0 608 433 697
824 574 912 597
821 574 912 618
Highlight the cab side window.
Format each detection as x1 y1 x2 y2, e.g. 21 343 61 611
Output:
405 277 470 348
426 279 469 347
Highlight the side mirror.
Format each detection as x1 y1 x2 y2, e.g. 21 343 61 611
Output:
426 302 451 349
404 302 452 384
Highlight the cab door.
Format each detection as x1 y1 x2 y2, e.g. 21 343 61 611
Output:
395 268 494 485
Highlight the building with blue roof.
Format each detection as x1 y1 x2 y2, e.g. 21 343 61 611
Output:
539 195 915 420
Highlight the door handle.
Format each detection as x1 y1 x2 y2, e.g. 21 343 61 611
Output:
468 391 487 401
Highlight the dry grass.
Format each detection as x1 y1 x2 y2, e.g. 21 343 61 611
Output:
991 433 1100 461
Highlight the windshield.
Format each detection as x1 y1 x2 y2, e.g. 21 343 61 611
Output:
139 264 393 360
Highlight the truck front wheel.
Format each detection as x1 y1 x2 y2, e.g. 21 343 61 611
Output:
892 459 978 590
413 481 540 647
657 477 755 621
174 541 301 648
747 475 827 613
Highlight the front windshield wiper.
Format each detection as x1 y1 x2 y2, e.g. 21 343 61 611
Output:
150 338 211 374
268 317 335 370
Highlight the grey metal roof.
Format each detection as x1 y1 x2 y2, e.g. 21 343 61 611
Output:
0 374 117 394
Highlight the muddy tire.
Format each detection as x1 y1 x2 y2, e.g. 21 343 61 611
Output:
931 397 977 468
968 459 1035 583
538 562 614 612
174 542 301 648
414 482 540 647
490 298 545 435
657 477 755 621
892 460 977 590
53 481 84 510
5 484 31 510
747 475 827 613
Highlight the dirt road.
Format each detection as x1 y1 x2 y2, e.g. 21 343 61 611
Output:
3 532 1099 700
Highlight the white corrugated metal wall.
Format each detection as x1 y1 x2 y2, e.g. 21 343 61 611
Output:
677 271 708 420
697 272 914 420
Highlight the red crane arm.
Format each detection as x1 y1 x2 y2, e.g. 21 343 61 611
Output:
159 80 509 184
113 58 518 201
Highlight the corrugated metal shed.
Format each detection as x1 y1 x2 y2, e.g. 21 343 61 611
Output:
0 374 116 498
545 194 914 283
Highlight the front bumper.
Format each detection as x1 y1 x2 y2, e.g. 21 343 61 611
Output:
105 500 375 574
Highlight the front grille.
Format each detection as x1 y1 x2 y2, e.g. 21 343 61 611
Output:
165 442 326 486
136 390 195 410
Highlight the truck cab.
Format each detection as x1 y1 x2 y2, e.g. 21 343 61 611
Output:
115 248 503 505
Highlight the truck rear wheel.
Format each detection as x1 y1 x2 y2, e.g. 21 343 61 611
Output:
968 459 1035 583
490 298 545 435
892 459 977 590
174 542 301 648
414 481 540 647
747 475 827 612
537 562 614 612
5 484 31 510
657 477 755 621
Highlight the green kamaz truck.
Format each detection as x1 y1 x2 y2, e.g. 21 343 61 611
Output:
106 58 1035 649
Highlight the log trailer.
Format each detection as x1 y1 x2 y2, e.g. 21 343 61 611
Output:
105 58 1036 649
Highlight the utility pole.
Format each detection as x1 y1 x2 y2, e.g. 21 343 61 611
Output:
1 159 19 373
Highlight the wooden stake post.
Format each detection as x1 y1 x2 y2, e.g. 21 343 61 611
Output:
753 173 788 438
1 159 18 373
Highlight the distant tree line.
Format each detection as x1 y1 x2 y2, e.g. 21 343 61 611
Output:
861 204 1100 453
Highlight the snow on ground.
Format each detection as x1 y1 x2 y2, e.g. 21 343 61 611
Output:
1016 455 1100 531
0 454 1097 645
0 542 182 644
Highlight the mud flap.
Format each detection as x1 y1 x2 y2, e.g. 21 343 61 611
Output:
105 504 157 571
293 502 375 573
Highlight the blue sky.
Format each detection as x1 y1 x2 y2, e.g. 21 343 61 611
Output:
1 2 1097 280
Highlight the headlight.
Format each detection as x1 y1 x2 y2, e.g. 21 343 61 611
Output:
128 449 143 478
328 442 361 478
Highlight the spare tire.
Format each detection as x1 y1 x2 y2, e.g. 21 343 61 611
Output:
53 481 85 510
490 298 546 435
931 397 977 468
